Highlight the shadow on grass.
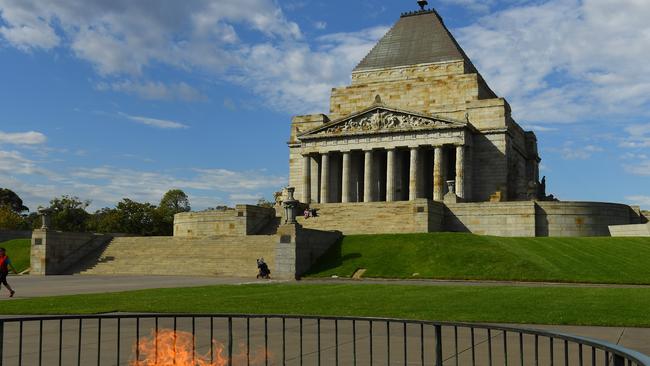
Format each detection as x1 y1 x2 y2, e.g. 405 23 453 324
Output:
305 240 361 277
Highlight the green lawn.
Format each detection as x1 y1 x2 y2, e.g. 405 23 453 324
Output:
305 233 650 284
0 239 30 272
1 284 650 327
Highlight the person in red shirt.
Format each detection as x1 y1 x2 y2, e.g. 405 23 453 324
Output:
0 247 17 297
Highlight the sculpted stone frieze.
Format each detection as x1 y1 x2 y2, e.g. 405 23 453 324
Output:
319 110 449 136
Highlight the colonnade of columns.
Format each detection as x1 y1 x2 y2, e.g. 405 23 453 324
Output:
302 145 468 204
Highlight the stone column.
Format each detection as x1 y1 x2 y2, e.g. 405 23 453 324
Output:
434 146 444 201
455 145 465 200
302 155 311 203
386 148 396 202
342 151 351 203
364 150 374 202
409 147 419 201
320 152 330 204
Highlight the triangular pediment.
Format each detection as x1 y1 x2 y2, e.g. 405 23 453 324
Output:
298 104 467 140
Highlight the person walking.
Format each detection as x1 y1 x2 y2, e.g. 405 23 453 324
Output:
0 247 17 297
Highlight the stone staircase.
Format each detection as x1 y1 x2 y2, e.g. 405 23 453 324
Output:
74 236 277 277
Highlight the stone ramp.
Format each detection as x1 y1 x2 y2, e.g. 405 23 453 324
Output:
75 236 277 277
609 223 650 237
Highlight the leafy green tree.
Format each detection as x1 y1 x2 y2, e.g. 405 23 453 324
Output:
159 189 191 213
86 207 122 233
115 199 159 236
0 188 29 213
47 195 91 232
0 205 26 230
157 189 191 236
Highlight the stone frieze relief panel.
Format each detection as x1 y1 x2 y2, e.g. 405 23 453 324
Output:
319 110 451 136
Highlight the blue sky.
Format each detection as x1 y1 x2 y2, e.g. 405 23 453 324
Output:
0 0 648 212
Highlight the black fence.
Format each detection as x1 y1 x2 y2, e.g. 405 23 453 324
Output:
0 314 648 365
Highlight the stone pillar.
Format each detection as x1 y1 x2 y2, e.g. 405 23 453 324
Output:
364 150 374 202
342 151 351 203
386 149 396 202
320 152 330 204
409 147 419 201
434 146 444 201
302 155 311 203
455 145 465 200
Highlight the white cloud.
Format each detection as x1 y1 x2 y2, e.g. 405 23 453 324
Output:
0 0 385 113
457 0 650 124
440 0 495 13
313 21 327 30
626 195 650 208
231 26 389 114
96 81 206 102
0 131 47 145
0 149 53 176
552 143 603 160
121 114 189 130
620 124 650 148
0 0 300 74
624 160 650 176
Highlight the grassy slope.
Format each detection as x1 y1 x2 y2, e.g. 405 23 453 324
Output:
305 233 650 284
0 239 30 272
1 284 649 327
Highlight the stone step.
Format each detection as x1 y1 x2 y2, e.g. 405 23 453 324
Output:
73 235 277 277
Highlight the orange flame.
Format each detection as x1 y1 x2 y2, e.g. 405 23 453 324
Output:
131 330 228 366
131 330 266 366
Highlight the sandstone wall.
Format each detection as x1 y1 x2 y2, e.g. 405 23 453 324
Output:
444 201 637 237
31 230 115 275
0 230 31 243
174 205 275 237
297 199 444 235
445 202 536 237
536 202 634 237
609 223 650 237
472 133 507 201
275 224 342 279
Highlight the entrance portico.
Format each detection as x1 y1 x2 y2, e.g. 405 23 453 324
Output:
295 104 472 204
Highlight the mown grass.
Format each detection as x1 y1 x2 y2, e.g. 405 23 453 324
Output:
1 284 650 327
0 239 30 272
305 233 650 284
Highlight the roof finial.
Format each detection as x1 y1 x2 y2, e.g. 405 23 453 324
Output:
417 0 428 10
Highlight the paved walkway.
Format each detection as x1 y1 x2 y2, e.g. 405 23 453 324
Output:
2 275 649 301
0 316 648 365
0 275 288 300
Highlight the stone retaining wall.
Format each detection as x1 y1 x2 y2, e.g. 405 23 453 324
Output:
609 223 650 237
298 199 445 235
174 205 276 237
445 201 536 237
31 230 115 275
300 200 638 237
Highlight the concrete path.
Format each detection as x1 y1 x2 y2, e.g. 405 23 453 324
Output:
0 316 648 365
0 275 289 300
2 275 649 301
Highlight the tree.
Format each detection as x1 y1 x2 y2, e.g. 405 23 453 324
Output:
47 195 91 232
0 205 25 230
159 189 191 214
0 188 28 213
157 189 191 236
114 199 158 236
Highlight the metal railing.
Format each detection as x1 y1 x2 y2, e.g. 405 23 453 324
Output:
0 314 648 365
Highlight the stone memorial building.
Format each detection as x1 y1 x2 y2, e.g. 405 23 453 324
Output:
28 2 648 280
288 7 541 204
